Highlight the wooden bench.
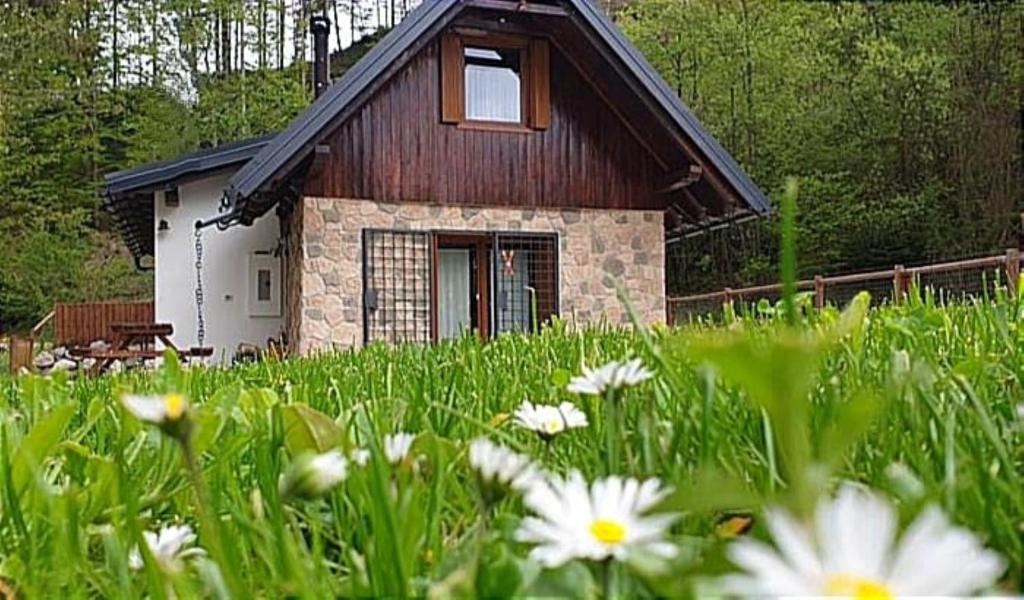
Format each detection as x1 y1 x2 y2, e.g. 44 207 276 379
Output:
73 322 213 375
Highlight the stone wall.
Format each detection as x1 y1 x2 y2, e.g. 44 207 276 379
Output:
283 199 305 351
291 197 665 354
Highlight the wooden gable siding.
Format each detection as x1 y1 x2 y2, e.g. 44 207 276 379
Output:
303 41 665 211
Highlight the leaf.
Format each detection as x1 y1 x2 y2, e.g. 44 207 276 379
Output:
522 562 596 599
819 389 885 468
83 455 117 522
191 406 226 456
427 563 476 600
12 402 76 495
475 541 525 599
550 368 571 388
238 388 278 429
659 468 761 514
281 404 341 455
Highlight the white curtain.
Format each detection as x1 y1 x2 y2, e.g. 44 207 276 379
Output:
438 249 472 339
465 64 521 123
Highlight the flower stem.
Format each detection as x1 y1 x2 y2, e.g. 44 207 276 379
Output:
180 437 240 596
601 559 617 600
604 391 620 476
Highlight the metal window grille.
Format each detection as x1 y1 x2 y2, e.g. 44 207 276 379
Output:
493 233 559 334
363 230 432 344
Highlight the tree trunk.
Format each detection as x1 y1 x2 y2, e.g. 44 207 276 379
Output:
221 8 232 73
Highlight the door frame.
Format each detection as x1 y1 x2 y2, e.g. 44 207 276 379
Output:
431 233 491 341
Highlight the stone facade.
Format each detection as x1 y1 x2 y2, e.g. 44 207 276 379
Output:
283 199 305 350
290 197 665 354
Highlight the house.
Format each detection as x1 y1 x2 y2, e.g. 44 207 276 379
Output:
103 0 770 360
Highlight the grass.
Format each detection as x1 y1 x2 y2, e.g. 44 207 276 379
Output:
0 291 1022 597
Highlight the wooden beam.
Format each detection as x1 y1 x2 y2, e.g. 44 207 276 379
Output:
680 188 707 220
453 17 541 38
657 164 702 194
461 0 569 17
668 199 701 225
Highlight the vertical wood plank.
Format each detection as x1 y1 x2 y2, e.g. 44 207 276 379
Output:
317 40 664 211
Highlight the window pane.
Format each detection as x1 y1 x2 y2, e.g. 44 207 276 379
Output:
257 269 272 302
464 46 521 123
363 230 432 344
494 234 559 335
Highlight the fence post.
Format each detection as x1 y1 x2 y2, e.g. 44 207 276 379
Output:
1006 248 1020 298
893 265 907 304
813 276 826 309
723 288 733 309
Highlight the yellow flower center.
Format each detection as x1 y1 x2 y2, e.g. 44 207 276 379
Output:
544 418 564 434
164 393 187 421
590 519 627 545
824 575 893 600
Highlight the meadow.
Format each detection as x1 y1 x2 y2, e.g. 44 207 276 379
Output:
0 289 1021 598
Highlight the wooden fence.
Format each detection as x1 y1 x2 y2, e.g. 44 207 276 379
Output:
7 300 155 373
52 301 155 347
667 249 1021 324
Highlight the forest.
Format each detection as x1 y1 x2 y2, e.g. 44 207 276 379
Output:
0 0 1021 329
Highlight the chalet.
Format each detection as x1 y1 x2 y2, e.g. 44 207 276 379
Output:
103 0 770 360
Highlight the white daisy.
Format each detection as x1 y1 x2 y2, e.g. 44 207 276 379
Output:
722 483 1005 598
128 524 205 574
279 449 348 500
468 437 541 495
566 359 654 396
513 401 589 439
122 393 190 426
384 432 416 465
122 393 193 439
350 447 371 467
515 470 677 568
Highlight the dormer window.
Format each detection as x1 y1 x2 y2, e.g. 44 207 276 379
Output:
441 33 550 130
464 46 522 123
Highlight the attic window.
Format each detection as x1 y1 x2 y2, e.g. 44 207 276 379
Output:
441 34 550 130
464 46 522 123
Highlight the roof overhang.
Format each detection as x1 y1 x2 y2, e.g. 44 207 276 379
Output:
101 135 273 264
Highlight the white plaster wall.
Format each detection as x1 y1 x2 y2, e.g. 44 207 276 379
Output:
154 173 284 363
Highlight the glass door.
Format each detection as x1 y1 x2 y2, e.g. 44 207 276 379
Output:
433 234 491 341
438 248 472 339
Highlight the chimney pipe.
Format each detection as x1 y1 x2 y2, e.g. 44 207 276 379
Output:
311 15 330 99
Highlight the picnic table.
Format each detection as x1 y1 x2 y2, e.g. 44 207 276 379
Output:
71 322 213 375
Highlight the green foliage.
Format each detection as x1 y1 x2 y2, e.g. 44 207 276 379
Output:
634 1 1024 291
194 67 311 143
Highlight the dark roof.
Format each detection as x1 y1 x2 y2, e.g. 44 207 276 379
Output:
225 0 461 216
102 135 273 263
104 134 274 196
223 0 771 226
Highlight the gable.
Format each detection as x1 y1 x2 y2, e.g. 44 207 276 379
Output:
302 39 664 210
222 0 771 234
